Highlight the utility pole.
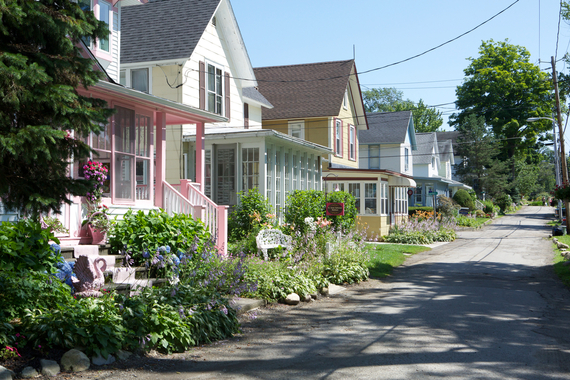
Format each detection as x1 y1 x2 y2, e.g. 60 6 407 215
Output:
552 56 569 230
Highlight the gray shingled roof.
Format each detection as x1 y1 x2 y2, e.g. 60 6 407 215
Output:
242 87 273 108
121 0 220 64
436 131 460 151
415 133 437 165
359 111 412 144
438 139 453 159
253 60 354 120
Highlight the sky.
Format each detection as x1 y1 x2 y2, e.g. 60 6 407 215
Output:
231 0 570 135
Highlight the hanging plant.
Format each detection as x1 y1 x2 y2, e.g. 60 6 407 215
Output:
554 182 570 201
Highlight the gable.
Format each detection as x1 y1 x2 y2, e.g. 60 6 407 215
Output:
254 60 356 120
121 0 221 65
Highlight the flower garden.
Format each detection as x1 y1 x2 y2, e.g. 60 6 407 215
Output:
0 178 504 372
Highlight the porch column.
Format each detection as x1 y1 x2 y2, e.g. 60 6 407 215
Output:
195 122 205 190
155 112 166 208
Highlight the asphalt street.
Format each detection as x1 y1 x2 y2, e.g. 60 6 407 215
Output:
80 206 570 380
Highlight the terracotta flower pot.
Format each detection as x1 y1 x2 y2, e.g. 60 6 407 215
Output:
88 224 107 245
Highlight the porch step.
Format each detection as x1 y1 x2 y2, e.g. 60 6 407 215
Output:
73 245 99 257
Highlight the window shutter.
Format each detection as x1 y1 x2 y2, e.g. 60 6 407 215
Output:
244 103 249 129
199 61 205 110
224 72 231 120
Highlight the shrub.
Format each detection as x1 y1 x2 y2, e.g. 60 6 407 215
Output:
228 189 273 242
453 189 475 210
0 219 61 273
437 196 459 218
109 209 210 265
495 194 514 213
385 217 457 245
284 190 325 233
322 191 357 233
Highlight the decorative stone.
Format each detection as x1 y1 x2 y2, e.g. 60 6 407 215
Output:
40 359 60 377
116 350 133 361
310 293 319 300
92 354 116 366
61 349 90 372
558 242 569 249
284 293 300 305
0 365 15 380
320 287 329 296
20 366 38 378
302 294 312 302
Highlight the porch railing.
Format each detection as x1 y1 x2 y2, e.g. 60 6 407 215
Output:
475 199 485 211
163 180 228 255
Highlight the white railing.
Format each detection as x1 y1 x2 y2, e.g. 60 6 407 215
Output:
475 199 484 211
163 180 228 255
163 182 194 218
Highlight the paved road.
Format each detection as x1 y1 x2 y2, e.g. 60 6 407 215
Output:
87 206 570 379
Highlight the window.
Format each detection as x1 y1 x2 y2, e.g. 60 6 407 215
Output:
131 68 149 93
405 148 409 171
284 152 290 198
369 145 380 169
431 156 436 170
242 148 259 192
380 182 388 215
98 1 111 52
244 103 249 129
288 121 305 139
292 154 298 190
119 70 126 86
393 187 408 214
365 184 377 214
266 148 273 203
349 125 355 160
207 63 223 115
335 119 342 156
349 183 360 213
79 0 92 46
300 154 306 190
275 152 281 217
413 185 423 206
343 89 348 109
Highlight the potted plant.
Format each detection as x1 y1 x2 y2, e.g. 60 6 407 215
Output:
81 161 111 244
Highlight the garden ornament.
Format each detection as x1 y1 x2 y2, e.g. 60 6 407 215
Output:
72 255 107 297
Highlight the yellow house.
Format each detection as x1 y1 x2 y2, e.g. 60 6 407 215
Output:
253 60 368 170
254 60 414 239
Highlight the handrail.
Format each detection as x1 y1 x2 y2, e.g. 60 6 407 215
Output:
164 180 228 255
475 199 484 211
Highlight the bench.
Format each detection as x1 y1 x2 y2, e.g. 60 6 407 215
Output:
256 228 292 260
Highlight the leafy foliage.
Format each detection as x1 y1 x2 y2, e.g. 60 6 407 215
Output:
495 194 514 213
0 219 60 273
451 40 553 168
452 189 475 210
362 87 443 132
0 0 114 217
228 189 273 242
109 209 211 265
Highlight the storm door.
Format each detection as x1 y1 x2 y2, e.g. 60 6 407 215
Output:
215 145 235 205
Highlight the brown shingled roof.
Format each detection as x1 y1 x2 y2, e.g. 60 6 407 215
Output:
253 60 355 120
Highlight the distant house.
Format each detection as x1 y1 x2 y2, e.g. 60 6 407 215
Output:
359 111 417 176
255 61 414 237
436 131 462 181
412 132 471 207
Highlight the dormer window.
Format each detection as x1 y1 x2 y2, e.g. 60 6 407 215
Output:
288 121 305 140
131 68 149 93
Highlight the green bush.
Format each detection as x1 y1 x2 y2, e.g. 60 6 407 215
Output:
284 190 325 233
109 209 210 265
436 196 459 218
228 189 273 242
495 194 514 213
453 189 475 210
0 219 60 273
322 191 357 233
409 207 434 216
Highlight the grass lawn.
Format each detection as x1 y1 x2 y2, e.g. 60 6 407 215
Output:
456 216 490 228
553 234 570 288
366 243 431 278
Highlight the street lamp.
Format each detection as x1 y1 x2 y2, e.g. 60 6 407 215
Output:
527 117 564 224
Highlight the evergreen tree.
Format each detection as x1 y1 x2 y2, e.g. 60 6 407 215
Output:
0 0 113 218
455 114 510 199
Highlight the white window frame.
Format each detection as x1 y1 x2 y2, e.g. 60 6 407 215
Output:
334 118 343 157
343 89 348 109
369 145 380 169
380 182 388 215
120 68 152 94
98 0 112 53
206 61 224 116
288 121 305 140
349 125 356 161
405 147 409 171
